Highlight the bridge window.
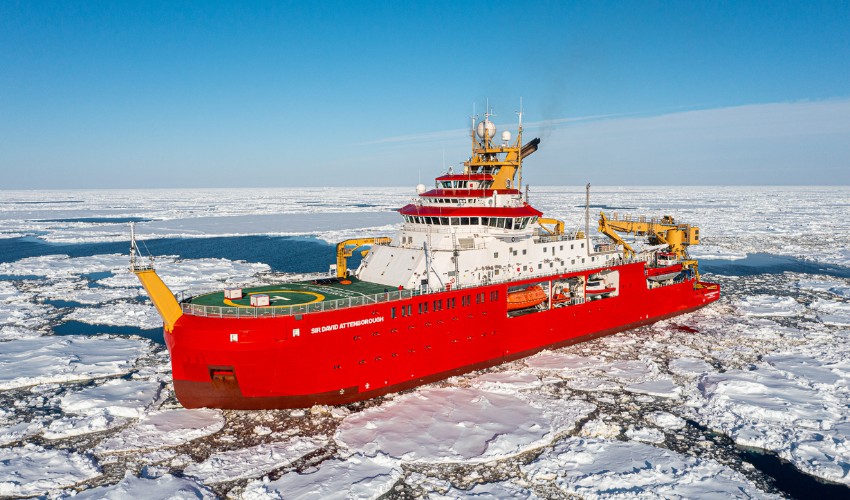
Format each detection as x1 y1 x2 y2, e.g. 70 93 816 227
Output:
451 217 460 225
470 217 479 225
461 217 470 225
440 217 449 225
481 217 489 225
497 218 506 229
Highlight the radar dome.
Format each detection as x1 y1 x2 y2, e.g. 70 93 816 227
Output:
416 183 426 194
501 130 511 142
476 120 496 139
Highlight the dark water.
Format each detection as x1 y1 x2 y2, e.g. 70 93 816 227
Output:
45 299 87 309
0 274 42 281
701 253 850 279
685 419 850 498
0 235 338 273
53 321 164 344
743 449 850 499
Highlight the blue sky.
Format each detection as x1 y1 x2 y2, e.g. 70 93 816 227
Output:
1 1 848 188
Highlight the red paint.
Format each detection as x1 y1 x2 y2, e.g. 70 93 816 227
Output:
164 261 720 409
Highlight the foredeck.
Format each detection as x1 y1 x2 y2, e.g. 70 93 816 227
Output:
183 277 412 319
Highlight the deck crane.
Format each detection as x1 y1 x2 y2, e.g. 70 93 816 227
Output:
335 238 392 279
598 212 702 280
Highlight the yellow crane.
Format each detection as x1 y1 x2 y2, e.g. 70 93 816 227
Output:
598 212 702 279
335 237 392 279
536 217 565 235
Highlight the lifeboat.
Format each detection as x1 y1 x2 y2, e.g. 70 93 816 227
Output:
507 285 547 311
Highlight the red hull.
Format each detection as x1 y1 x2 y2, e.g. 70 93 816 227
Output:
165 261 720 409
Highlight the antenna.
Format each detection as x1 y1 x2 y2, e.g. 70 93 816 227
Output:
585 183 591 250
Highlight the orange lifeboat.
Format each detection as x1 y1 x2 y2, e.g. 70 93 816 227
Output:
507 285 547 311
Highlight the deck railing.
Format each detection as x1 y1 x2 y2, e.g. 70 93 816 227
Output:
179 256 654 320
181 288 419 319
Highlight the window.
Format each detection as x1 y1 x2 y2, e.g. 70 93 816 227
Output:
538 263 542 269
497 218 506 228
391 307 397 319
560 245 563 251
543 247 547 253
494 252 499 258
440 217 449 225
522 249 527 255
451 217 460 225
481 217 489 226
506 219 514 229
471 217 479 225
490 291 499 301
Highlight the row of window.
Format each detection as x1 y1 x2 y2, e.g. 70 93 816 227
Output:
390 291 500 318
438 181 486 189
403 215 538 229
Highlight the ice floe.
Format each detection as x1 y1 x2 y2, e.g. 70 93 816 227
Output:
696 356 850 485
810 298 850 326
734 294 804 316
335 387 552 463
0 444 100 497
95 409 225 453
61 378 162 419
0 336 149 390
522 438 779 498
66 300 162 329
240 454 401 499
183 437 325 484
70 471 216 499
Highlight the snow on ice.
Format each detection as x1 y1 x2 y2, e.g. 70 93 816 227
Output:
70 471 216 500
522 437 779 498
95 409 225 454
336 387 554 463
183 437 326 484
241 454 401 499
2 186 850 496
0 444 100 497
0 336 149 390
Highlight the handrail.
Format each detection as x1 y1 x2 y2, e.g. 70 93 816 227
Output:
180 256 653 319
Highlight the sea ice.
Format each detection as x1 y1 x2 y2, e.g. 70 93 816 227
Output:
66 300 162 329
241 454 401 499
809 298 850 326
0 336 149 390
335 387 552 463
625 378 681 398
95 409 225 453
0 444 100 497
734 294 804 316
60 378 162 419
668 357 713 375
522 437 779 498
69 471 215 499
183 437 326 484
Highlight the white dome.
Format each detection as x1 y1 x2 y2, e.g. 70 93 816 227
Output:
476 120 496 139
416 183 427 194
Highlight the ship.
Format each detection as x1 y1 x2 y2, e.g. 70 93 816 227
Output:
130 109 720 410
